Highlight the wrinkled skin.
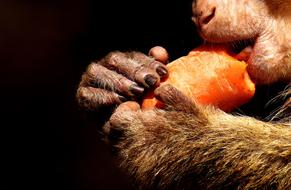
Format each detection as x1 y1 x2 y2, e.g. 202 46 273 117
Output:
76 0 291 189
77 47 169 111
192 0 291 84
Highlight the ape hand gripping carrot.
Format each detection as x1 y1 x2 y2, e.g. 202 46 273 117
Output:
142 44 256 112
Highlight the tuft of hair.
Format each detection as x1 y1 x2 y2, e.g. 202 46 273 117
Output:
267 84 291 123
111 104 291 190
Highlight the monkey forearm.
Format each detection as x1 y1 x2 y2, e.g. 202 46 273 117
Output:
115 109 291 190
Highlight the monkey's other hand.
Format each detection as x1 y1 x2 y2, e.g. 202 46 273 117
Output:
102 85 209 189
103 84 207 144
103 85 291 190
76 46 169 111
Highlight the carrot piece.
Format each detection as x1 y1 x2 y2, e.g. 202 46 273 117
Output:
141 44 256 112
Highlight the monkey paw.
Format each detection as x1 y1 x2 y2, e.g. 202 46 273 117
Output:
103 84 208 145
76 48 169 112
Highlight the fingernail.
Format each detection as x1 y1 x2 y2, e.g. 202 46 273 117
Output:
156 66 168 76
118 95 127 102
144 75 158 86
129 84 144 95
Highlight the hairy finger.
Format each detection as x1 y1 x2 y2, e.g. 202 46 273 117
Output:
130 51 168 78
115 101 141 112
149 46 169 64
81 63 144 97
77 86 124 111
154 84 199 114
102 51 164 88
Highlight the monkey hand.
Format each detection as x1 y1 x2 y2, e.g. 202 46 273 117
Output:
103 84 209 188
103 84 291 189
76 47 169 111
103 83 208 150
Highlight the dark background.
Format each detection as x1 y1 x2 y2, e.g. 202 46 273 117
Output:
0 0 201 189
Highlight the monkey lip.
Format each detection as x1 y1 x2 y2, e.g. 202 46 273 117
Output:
231 39 256 55
228 38 256 63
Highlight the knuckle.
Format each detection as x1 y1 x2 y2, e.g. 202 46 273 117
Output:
86 63 94 73
154 84 181 102
76 87 96 104
76 87 93 109
76 87 88 100
86 63 98 76
79 73 89 86
109 112 123 128
79 63 101 87
76 87 111 110
109 110 134 127
159 84 174 92
102 122 111 136
130 51 148 61
106 51 124 65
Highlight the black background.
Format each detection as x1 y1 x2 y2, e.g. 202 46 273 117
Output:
0 0 201 189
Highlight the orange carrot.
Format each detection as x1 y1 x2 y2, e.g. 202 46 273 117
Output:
141 44 256 112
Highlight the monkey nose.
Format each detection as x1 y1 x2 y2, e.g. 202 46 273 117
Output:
198 7 216 27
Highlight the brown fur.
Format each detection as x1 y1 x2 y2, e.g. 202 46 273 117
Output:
105 85 290 190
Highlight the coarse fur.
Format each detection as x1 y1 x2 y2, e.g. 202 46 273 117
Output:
105 84 290 190
113 111 290 189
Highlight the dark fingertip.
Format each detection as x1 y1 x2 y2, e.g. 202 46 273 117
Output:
118 95 127 102
156 66 168 77
144 75 158 86
129 84 144 95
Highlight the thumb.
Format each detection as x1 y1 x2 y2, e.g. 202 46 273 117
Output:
154 84 199 114
149 46 169 64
